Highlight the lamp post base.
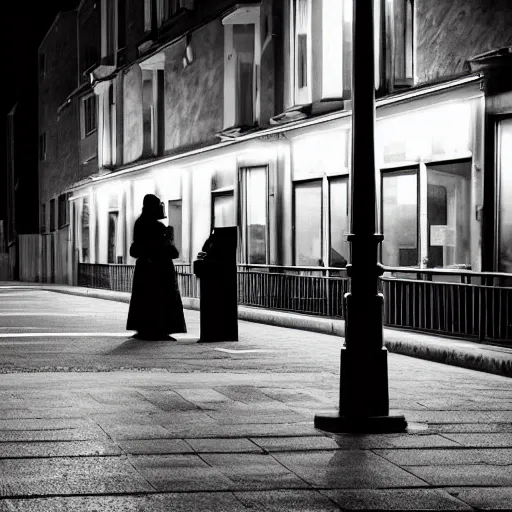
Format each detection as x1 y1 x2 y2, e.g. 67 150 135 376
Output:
314 412 407 434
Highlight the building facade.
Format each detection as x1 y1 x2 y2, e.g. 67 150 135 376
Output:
37 0 512 286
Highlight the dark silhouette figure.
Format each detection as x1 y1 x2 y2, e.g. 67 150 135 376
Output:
126 194 187 340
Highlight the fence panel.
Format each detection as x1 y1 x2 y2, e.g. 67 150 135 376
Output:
78 263 512 344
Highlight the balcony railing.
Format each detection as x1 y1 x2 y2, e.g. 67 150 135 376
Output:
78 263 512 344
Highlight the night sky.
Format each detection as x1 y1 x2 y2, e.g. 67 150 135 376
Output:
1 1 79 219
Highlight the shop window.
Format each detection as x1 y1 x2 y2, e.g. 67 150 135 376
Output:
241 166 268 264
294 180 322 266
222 6 261 128
381 170 418 267
107 211 118 264
427 161 471 269
498 118 512 273
82 197 90 263
168 200 183 259
329 177 350 268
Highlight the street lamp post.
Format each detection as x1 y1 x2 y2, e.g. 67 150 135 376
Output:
314 0 407 433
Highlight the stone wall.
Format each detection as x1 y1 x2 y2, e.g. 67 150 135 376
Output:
416 0 512 83
163 19 224 152
39 11 80 205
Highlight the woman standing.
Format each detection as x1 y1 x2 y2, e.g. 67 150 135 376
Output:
126 194 187 340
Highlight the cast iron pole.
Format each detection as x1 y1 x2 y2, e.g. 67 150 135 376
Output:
315 0 407 433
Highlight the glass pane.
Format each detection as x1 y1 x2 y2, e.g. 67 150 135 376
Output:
168 200 183 258
329 178 349 267
294 180 322 266
246 168 267 264
427 161 471 268
233 24 255 126
213 194 235 228
108 212 118 264
82 198 90 263
142 70 154 154
297 34 308 88
382 172 418 267
499 119 512 273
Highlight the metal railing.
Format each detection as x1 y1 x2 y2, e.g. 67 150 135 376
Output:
78 262 511 344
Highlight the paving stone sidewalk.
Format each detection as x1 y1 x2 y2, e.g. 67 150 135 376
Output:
0 363 511 509
38 282 512 378
0 282 511 510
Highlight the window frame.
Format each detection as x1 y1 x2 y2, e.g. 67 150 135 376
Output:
107 210 119 264
81 197 90 263
58 194 69 229
292 177 324 267
391 0 415 88
81 94 97 139
41 204 46 233
211 189 235 231
380 166 420 268
222 5 261 129
287 0 352 107
328 175 350 268
49 198 56 233
168 199 184 261
239 166 269 265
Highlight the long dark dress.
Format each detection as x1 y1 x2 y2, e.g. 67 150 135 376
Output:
126 214 187 336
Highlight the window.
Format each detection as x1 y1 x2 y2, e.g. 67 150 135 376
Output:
162 0 182 21
81 95 97 138
426 161 471 269
107 211 118 263
58 194 68 228
144 0 154 32
329 177 350 268
117 0 126 50
287 0 352 106
381 170 418 267
392 0 414 87
294 180 322 266
39 133 47 161
222 6 260 128
498 118 512 273
39 53 46 80
212 192 235 228
141 68 163 156
241 167 268 264
102 0 117 62
211 168 235 230
50 199 56 232
168 200 183 259
82 197 90 262
292 0 311 104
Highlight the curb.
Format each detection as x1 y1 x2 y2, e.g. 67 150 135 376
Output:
40 285 512 378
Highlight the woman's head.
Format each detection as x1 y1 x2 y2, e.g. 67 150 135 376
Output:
142 194 166 219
